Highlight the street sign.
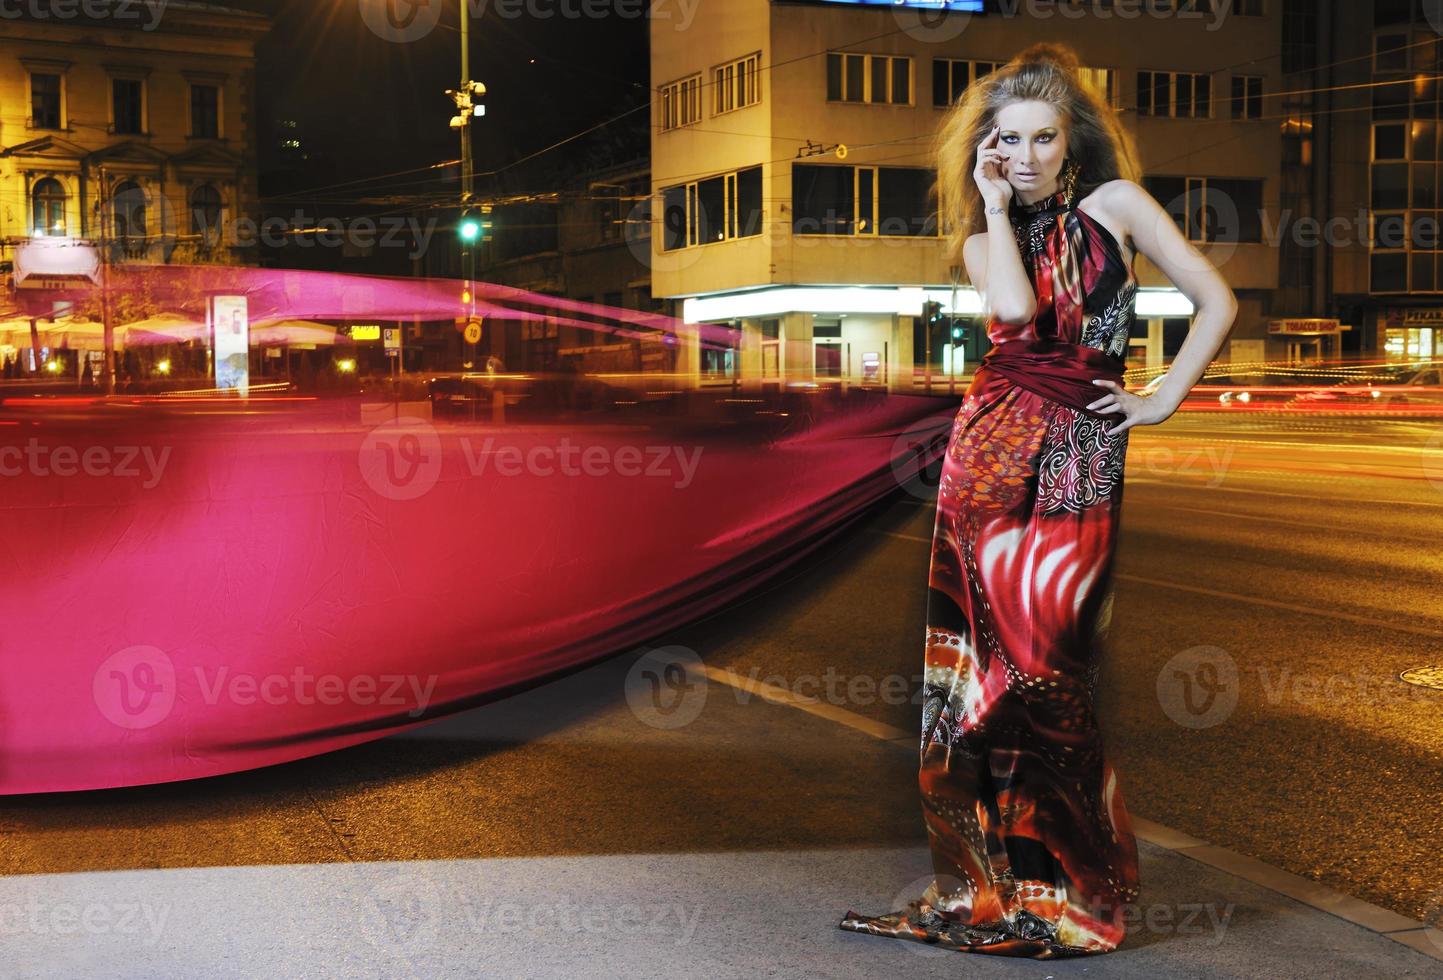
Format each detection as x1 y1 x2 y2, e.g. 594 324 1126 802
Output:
383 327 400 351
463 318 483 345
1267 318 1341 335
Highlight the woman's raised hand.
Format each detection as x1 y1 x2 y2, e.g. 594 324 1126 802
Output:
974 124 1013 209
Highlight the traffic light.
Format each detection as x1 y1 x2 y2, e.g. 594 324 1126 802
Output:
922 300 943 326
951 321 966 344
459 208 481 243
458 206 493 244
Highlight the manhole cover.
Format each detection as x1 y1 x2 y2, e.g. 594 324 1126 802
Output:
1400 666 1443 690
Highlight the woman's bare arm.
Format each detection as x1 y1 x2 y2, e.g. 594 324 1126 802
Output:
1109 179 1238 410
963 205 1037 324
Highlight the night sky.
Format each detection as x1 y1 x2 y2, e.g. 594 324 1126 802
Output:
226 1 650 198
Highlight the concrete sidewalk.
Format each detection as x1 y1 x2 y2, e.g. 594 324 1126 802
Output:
3 831 1439 978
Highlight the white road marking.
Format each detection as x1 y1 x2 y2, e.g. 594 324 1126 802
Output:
867 529 1443 639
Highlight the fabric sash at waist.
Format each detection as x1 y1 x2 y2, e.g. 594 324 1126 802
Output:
970 339 1126 420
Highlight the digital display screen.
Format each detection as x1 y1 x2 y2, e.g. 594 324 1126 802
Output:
213 295 250 397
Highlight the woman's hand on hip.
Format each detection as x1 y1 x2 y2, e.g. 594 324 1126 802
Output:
1086 379 1177 436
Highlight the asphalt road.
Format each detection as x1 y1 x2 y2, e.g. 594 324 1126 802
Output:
3 407 1440 942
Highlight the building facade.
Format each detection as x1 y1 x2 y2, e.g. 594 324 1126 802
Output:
1329 0 1443 362
0 2 269 278
648 0 1350 392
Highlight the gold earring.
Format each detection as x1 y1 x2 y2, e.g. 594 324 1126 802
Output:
1061 158 1080 204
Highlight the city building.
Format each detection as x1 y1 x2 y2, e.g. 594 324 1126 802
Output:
648 0 1358 392
1328 0 1443 362
0 2 270 298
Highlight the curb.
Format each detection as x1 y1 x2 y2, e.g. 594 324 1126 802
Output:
698 664 1443 964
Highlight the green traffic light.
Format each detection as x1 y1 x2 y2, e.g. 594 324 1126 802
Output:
459 219 481 242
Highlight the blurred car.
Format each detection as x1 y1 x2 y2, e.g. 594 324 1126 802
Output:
1210 372 1324 409
427 371 626 419
1289 363 1443 410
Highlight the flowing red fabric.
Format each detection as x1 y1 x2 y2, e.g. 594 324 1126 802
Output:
971 339 1124 421
0 383 952 795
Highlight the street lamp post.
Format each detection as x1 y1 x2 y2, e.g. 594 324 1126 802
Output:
447 3 487 341
461 0 473 210
98 164 115 396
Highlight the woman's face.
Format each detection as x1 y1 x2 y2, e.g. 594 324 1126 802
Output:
992 100 1069 203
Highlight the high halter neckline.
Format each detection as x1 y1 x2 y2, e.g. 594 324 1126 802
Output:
1011 186 1071 218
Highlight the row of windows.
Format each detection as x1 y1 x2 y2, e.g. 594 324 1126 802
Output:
660 51 762 132
659 166 1274 251
1371 211 1443 250
1373 28 1442 74
661 166 763 250
25 69 223 139
1372 75 1442 122
1371 25 1443 292
1141 176 1265 242
792 164 935 237
1372 162 1443 211
826 52 911 105
659 164 940 251
714 52 761 116
661 54 1268 129
1139 71 1262 122
29 178 225 240
1372 250 1443 294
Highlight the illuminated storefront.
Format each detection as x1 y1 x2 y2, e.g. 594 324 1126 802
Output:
679 284 1194 390
1381 308 1443 361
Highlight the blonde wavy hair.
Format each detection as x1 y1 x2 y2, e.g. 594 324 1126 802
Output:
930 41 1142 268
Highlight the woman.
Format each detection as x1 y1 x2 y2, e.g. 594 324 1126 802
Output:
838 42 1237 957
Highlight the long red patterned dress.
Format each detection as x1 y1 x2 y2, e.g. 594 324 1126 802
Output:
839 185 1142 957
